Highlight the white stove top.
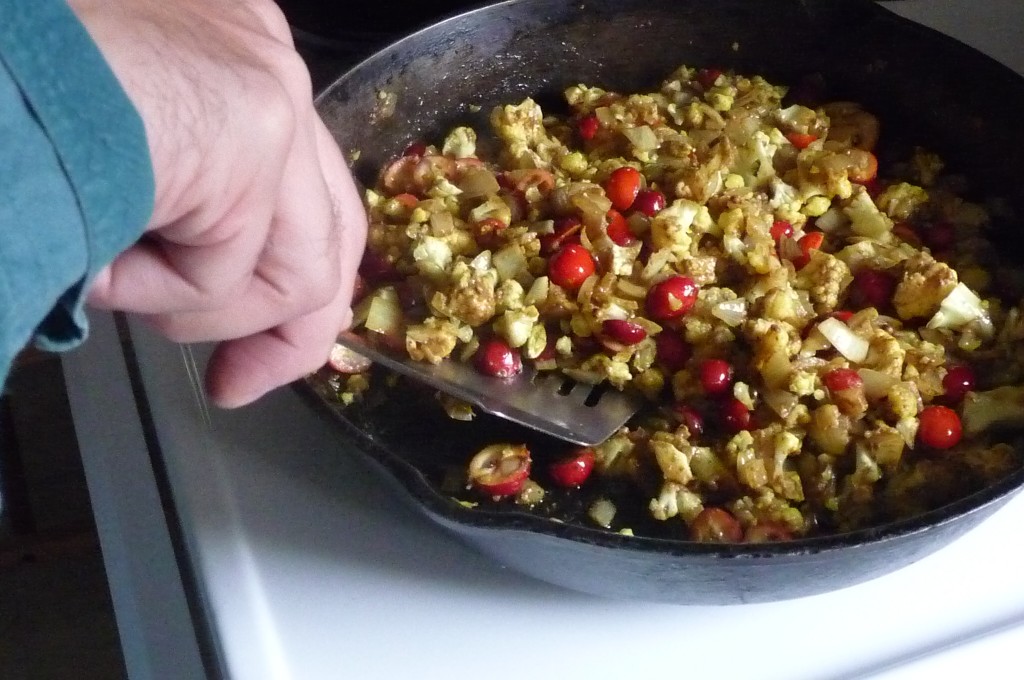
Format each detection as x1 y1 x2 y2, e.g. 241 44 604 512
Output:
63 3 1024 678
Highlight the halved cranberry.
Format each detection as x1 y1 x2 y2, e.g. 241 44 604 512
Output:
943 364 976 403
792 231 824 269
605 209 635 246
578 114 600 141
646 275 699 321
699 359 733 395
633 189 667 217
785 132 818 150
547 447 596 488
602 319 647 346
917 405 962 450
474 217 508 250
475 338 522 379
770 220 794 243
689 507 742 543
468 444 531 497
655 332 691 372
850 269 896 310
823 368 863 392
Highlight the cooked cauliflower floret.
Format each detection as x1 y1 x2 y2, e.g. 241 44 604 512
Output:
435 262 499 326
794 250 851 313
650 482 704 522
893 252 958 320
724 430 769 489
649 431 695 485
864 328 906 378
405 318 461 364
494 306 540 348
441 126 477 158
876 182 929 221
808 404 851 456
886 381 921 421
649 199 710 258
844 187 893 238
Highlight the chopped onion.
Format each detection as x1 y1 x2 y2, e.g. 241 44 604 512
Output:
492 245 527 281
763 388 799 419
595 106 616 126
469 250 492 271
815 206 849 232
927 283 990 330
778 234 802 261
572 187 613 227
429 210 455 235
623 125 660 152
641 248 676 282
457 167 500 198
857 368 897 399
524 276 550 306
601 302 632 321
817 317 869 363
759 349 792 388
711 298 748 327
588 498 617 528
364 288 404 338
616 278 649 299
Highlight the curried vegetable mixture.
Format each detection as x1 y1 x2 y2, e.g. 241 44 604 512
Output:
325 65 1024 543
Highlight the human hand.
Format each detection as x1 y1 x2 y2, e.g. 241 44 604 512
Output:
70 0 367 407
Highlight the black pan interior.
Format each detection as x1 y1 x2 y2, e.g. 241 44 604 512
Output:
311 0 1024 568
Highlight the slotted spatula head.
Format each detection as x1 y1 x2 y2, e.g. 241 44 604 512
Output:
335 333 643 446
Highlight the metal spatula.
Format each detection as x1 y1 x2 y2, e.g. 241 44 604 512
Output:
335 333 643 446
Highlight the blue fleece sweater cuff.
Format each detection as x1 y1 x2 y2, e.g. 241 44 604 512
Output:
0 0 154 352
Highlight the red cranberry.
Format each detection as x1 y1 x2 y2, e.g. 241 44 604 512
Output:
699 359 733 395
850 269 896 310
602 319 647 346
745 522 794 543
770 220 794 242
823 368 863 392
632 189 667 217
547 448 596 488
468 444 531 497
690 507 742 543
917 405 962 450
548 244 596 290
943 364 976 403
578 114 599 141
475 338 523 378
721 397 752 433
646 276 699 321
674 405 705 438
655 332 691 372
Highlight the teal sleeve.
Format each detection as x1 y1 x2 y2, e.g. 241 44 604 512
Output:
0 0 154 382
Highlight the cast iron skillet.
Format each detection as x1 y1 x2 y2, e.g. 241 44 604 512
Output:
309 0 1024 604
